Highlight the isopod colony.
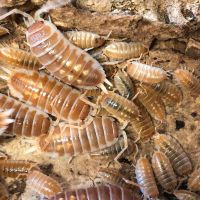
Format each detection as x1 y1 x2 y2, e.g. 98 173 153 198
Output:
0 1 200 200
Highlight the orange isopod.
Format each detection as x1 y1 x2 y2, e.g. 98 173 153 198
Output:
39 117 120 157
174 190 200 200
0 182 8 200
0 108 14 135
65 31 106 49
136 84 166 122
0 47 42 71
0 160 38 178
135 157 159 200
127 62 167 84
26 170 62 198
154 134 192 176
1 70 91 123
98 91 139 122
174 68 200 98
153 80 183 105
103 42 147 60
152 151 177 192
0 93 51 137
188 168 200 191
26 20 108 90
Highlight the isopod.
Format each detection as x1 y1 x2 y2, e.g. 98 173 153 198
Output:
0 160 38 178
114 70 135 99
65 31 105 49
188 168 200 191
135 157 159 199
174 190 200 200
26 170 62 198
98 91 139 122
0 70 91 123
0 93 51 137
127 62 167 84
174 68 200 98
0 108 14 135
103 42 147 60
90 137 136 157
151 151 177 192
153 80 183 105
0 47 42 71
39 117 120 157
50 184 138 200
136 84 166 122
0 182 8 200
154 134 192 176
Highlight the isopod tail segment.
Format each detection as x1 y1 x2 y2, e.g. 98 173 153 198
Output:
0 109 14 135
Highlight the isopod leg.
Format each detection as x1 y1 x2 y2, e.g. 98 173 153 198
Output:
122 178 141 188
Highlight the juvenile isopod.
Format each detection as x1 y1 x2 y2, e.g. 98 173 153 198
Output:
153 80 183 105
103 42 148 60
98 91 139 122
188 168 200 191
0 182 8 200
65 31 106 49
26 170 62 198
151 151 177 192
0 108 14 135
0 47 42 71
50 184 138 200
174 68 200 98
135 157 159 199
127 62 167 84
114 70 135 99
154 134 192 176
0 93 51 137
174 190 200 200
136 84 166 122
0 69 91 123
90 137 136 157
0 160 38 178
39 117 120 157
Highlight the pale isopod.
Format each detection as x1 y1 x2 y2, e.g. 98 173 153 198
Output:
0 47 42 71
39 117 120 157
135 157 159 199
98 91 139 122
136 84 166 122
65 31 105 49
154 134 192 176
127 62 167 84
103 42 147 60
151 151 177 192
0 93 51 137
0 160 38 178
188 168 200 191
174 68 200 98
0 70 91 123
153 80 183 105
114 70 135 99
50 184 138 200
174 190 200 200
0 182 8 200
26 170 62 198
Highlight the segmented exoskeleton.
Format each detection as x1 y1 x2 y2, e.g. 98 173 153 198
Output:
0 69 91 123
65 31 105 49
39 117 120 157
151 151 177 192
188 168 200 191
50 184 137 200
127 62 167 84
26 170 62 198
0 108 13 135
0 47 42 71
174 190 200 200
0 93 51 137
103 42 147 60
174 68 200 98
154 134 192 176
